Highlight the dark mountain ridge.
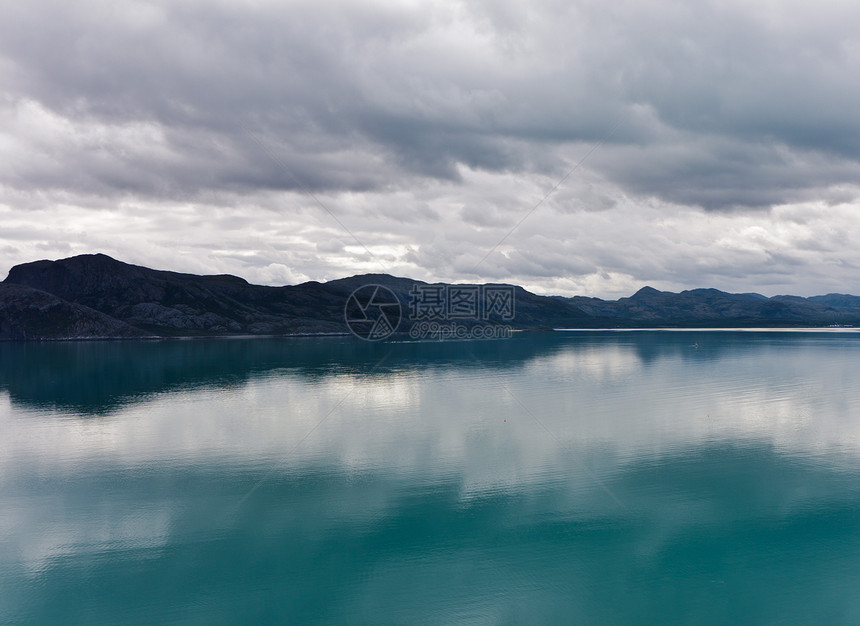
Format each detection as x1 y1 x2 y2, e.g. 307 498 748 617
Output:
564 285 852 326
1 254 858 340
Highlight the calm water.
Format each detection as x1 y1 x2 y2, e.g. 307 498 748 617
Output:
2 331 860 624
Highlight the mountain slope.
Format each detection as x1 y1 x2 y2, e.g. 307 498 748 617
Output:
4 255 601 336
565 286 857 326
0 283 147 340
2 253 859 339
5 254 347 335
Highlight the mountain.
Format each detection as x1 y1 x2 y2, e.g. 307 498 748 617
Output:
1 255 606 339
3 254 348 337
0 282 146 340
808 293 860 310
1 254 859 340
564 286 855 326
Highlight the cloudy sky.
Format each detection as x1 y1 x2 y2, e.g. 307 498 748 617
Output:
1 0 859 297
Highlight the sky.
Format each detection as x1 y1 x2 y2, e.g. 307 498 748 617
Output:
1 0 859 298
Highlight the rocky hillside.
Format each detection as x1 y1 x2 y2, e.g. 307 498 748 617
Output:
2 253 859 339
564 286 859 326
4 254 348 336
0 282 146 340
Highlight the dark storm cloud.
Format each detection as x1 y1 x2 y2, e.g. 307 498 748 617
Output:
2 0 859 209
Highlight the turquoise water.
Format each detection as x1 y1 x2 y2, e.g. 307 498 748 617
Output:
2 331 860 624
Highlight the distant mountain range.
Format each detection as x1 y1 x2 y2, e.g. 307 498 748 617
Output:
1 254 859 340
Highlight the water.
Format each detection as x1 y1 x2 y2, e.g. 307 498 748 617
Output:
1 331 860 624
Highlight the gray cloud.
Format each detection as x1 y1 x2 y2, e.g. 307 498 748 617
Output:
1 0 860 296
